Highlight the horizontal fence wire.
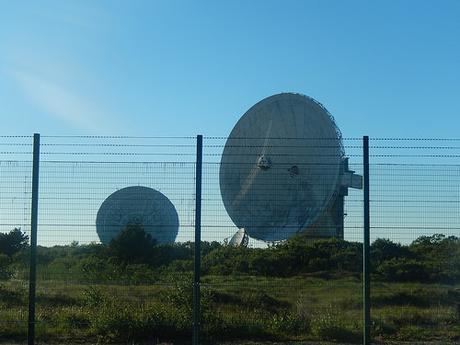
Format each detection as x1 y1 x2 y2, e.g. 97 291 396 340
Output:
0 136 459 344
200 137 365 343
1 136 197 341
0 137 32 333
367 138 460 343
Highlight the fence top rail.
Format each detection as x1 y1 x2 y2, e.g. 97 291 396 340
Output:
2 135 460 140
41 135 196 139
369 137 460 141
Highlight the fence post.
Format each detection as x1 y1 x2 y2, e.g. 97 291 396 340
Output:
193 135 203 345
28 133 40 345
363 136 370 345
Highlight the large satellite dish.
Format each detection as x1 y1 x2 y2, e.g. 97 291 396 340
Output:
219 93 361 242
96 186 179 245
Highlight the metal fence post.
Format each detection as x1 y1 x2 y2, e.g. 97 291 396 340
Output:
363 136 370 345
28 133 40 345
193 135 203 345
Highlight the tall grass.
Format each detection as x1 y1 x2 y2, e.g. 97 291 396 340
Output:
0 276 458 343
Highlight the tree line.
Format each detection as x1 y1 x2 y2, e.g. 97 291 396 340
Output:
1 225 459 284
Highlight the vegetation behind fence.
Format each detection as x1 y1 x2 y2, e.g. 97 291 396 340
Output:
0 135 459 344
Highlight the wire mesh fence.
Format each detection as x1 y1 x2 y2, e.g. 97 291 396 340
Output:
369 138 460 342
200 137 365 343
1 136 199 343
0 136 33 337
0 135 459 344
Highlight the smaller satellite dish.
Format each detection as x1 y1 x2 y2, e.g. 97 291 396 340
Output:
96 186 179 245
227 228 249 247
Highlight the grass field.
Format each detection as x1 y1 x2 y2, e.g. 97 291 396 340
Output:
1 273 459 344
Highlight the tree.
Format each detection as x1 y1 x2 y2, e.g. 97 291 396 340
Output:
107 224 157 264
0 228 29 257
371 238 411 265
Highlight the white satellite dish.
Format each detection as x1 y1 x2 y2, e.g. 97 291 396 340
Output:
219 93 362 242
227 228 249 247
96 186 179 245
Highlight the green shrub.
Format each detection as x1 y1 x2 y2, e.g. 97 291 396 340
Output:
203 310 272 340
376 258 431 282
107 224 156 264
269 310 308 335
0 228 28 257
310 305 361 343
371 238 412 264
82 286 108 308
54 306 90 330
0 282 26 305
372 317 398 337
0 253 13 280
85 289 191 342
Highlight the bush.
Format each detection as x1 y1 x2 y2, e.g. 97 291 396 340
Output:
78 255 121 283
107 224 156 264
54 306 90 330
0 282 26 305
376 258 431 282
269 311 308 335
85 288 190 343
0 228 28 257
310 305 361 343
0 254 13 280
371 238 412 264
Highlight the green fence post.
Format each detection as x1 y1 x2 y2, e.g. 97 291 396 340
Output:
363 136 370 345
193 135 203 345
28 133 40 345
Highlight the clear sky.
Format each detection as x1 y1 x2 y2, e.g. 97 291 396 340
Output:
1 1 459 246
1 0 459 138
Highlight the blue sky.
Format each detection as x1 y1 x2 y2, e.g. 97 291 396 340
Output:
1 0 459 138
1 1 459 246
